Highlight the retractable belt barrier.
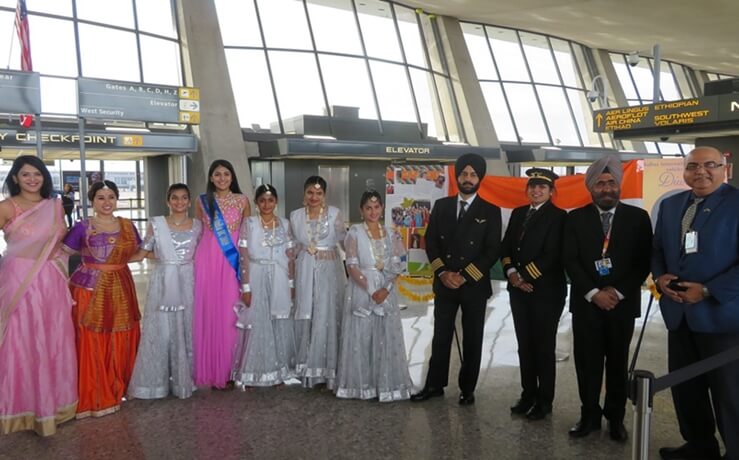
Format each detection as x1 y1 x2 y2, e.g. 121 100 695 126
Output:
628 294 739 459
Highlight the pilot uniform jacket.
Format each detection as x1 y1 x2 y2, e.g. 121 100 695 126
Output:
423 194 501 393
501 200 567 301
426 195 502 299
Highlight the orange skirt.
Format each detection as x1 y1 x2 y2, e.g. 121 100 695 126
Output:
72 287 140 418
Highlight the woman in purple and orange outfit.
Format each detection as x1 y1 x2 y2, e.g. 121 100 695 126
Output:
63 180 142 419
193 160 251 389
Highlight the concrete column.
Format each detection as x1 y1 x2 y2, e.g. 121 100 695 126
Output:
144 156 170 218
424 15 509 176
175 0 254 199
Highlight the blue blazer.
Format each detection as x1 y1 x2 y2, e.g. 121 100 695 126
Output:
651 183 739 333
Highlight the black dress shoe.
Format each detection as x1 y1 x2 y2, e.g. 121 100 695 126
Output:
458 392 475 405
659 443 722 459
608 421 627 442
525 403 552 421
410 387 444 402
568 418 601 438
510 398 535 415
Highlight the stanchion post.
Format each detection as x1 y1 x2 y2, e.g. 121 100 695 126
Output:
631 370 655 460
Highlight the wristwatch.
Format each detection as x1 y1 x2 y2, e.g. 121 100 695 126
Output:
701 285 710 298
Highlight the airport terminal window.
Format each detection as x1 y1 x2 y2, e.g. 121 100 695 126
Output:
225 49 279 129
319 55 378 120
135 0 178 39
76 0 135 29
1 0 182 116
217 0 460 142
140 35 182 86
462 22 605 147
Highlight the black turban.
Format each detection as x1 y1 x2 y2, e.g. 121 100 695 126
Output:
455 153 486 179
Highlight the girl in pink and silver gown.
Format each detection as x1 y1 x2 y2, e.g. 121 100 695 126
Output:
192 160 250 389
0 156 77 436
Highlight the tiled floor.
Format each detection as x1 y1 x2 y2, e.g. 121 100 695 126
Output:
0 269 701 459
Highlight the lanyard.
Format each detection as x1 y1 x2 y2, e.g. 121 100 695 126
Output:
601 226 612 258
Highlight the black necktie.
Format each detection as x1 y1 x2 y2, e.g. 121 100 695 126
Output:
522 207 535 228
601 212 612 235
458 201 468 222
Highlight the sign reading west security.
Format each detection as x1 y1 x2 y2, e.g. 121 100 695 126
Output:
593 94 739 132
0 69 41 115
78 77 200 124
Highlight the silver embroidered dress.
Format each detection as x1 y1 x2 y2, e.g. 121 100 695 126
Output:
128 216 202 399
290 206 347 388
336 224 412 402
231 216 296 387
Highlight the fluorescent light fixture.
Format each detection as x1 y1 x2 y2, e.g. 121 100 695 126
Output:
618 149 637 153
304 135 336 140
542 146 561 150
104 127 150 133
442 141 468 146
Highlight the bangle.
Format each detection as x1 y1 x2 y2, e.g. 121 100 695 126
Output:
288 279 294 289
241 283 251 293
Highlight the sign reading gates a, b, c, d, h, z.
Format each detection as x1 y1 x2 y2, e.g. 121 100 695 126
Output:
592 94 739 132
77 77 200 124
0 69 41 115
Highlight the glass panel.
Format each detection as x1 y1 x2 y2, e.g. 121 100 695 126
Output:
0 11 19 70
572 43 593 87
225 49 279 129
520 32 559 85
369 60 416 122
215 0 262 47
76 0 135 28
27 0 72 16
308 0 362 55
486 26 529 82
78 24 140 81
319 54 377 119
503 83 548 143
631 59 655 102
395 6 426 68
536 85 579 146
461 22 498 80
673 64 696 98
269 51 326 119
418 13 443 73
705 73 718 81
434 74 462 142
140 36 182 85
610 54 639 100
551 38 579 88
657 142 682 155
136 0 177 38
644 141 660 153
480 82 516 143
257 0 312 50
409 68 440 140
356 0 402 62
658 68 681 101
567 89 601 147
27 16 77 77
40 76 76 115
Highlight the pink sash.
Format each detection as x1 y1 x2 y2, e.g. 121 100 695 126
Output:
0 198 66 346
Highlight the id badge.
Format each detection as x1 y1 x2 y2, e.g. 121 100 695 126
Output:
685 231 698 254
595 258 612 276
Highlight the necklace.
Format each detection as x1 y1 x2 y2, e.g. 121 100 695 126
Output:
305 206 325 255
363 222 386 271
93 215 116 224
168 216 189 226
260 215 282 247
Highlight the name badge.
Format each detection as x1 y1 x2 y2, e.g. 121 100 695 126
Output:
595 258 612 276
685 231 698 254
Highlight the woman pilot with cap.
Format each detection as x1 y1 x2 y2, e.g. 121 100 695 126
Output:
501 168 567 420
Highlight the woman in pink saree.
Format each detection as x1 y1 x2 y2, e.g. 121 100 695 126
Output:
0 156 77 436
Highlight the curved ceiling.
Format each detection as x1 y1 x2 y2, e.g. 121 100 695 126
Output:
402 0 739 75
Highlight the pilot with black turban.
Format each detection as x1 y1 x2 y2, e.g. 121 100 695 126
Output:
411 153 502 406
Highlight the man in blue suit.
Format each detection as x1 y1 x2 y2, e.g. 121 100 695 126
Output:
652 146 739 460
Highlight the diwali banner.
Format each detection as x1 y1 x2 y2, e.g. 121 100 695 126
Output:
642 158 690 224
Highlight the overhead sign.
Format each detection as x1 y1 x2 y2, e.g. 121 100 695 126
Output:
593 94 739 132
0 128 198 152
78 77 200 124
0 69 41 115
267 139 501 160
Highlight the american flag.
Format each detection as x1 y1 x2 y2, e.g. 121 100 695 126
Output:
15 0 33 128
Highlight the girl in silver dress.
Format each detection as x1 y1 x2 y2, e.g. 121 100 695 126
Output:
231 184 296 387
128 184 202 399
336 190 412 402
290 176 347 389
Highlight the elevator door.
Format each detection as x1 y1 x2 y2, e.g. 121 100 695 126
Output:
318 165 349 224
